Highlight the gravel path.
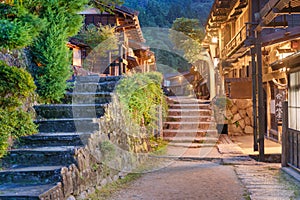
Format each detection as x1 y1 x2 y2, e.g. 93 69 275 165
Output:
109 160 246 200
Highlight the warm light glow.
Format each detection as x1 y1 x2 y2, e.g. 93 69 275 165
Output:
276 51 294 59
211 37 218 44
213 57 220 67
279 67 290 73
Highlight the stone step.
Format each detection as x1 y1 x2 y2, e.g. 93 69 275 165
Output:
163 137 219 143
169 103 211 109
0 183 58 200
163 129 218 137
164 121 216 130
168 97 211 104
35 118 99 133
64 92 113 104
167 143 216 148
168 109 212 116
17 132 90 148
167 115 215 122
70 81 118 93
34 104 107 119
1 147 77 169
0 166 62 185
75 75 121 83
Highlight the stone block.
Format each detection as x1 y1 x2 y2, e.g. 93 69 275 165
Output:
235 99 252 110
245 126 253 134
238 110 247 118
232 113 242 123
228 124 243 135
77 191 88 200
239 119 246 129
101 178 107 186
66 196 76 200
246 107 253 117
231 105 238 114
244 117 251 126
87 187 95 195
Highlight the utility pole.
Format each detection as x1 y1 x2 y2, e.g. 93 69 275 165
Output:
251 47 258 152
250 0 264 160
256 31 265 162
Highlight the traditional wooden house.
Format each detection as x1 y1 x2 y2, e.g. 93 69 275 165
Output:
204 0 300 173
67 5 156 76
204 0 300 144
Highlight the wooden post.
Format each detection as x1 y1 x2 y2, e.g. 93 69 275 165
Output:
108 51 112 76
158 105 163 139
251 48 258 151
119 44 123 76
256 31 265 162
282 101 289 167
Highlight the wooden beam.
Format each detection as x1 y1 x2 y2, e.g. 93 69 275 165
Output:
213 12 227 17
263 71 286 82
261 21 288 29
273 6 300 14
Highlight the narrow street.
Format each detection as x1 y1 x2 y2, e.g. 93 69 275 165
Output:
108 143 300 200
110 159 245 200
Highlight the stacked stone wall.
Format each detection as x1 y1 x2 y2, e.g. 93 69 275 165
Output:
62 96 149 199
225 99 254 136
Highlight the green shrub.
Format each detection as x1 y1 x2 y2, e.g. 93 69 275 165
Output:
0 109 37 157
0 61 36 109
116 72 167 131
0 4 44 50
0 61 37 158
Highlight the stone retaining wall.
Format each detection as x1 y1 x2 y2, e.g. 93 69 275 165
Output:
62 96 149 199
225 99 254 136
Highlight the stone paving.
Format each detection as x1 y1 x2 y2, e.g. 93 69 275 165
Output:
109 160 246 200
218 137 300 200
104 135 300 200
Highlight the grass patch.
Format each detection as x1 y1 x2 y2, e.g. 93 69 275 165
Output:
243 190 251 200
149 137 169 156
278 171 300 198
87 173 142 200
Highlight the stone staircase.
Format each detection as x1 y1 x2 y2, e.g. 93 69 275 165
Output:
0 75 120 199
163 96 219 148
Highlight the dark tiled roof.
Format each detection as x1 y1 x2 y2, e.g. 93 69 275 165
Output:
115 5 139 16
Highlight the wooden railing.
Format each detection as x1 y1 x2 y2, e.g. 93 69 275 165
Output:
222 24 249 58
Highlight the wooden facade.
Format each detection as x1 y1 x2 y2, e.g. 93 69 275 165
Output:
276 53 300 171
205 0 300 143
68 6 155 76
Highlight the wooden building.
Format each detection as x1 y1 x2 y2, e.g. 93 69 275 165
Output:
68 5 156 76
204 0 300 173
204 0 300 143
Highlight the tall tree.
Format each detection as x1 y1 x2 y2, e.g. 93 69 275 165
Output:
170 18 205 63
22 0 88 102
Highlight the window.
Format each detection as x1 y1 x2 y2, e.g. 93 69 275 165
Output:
289 71 300 131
